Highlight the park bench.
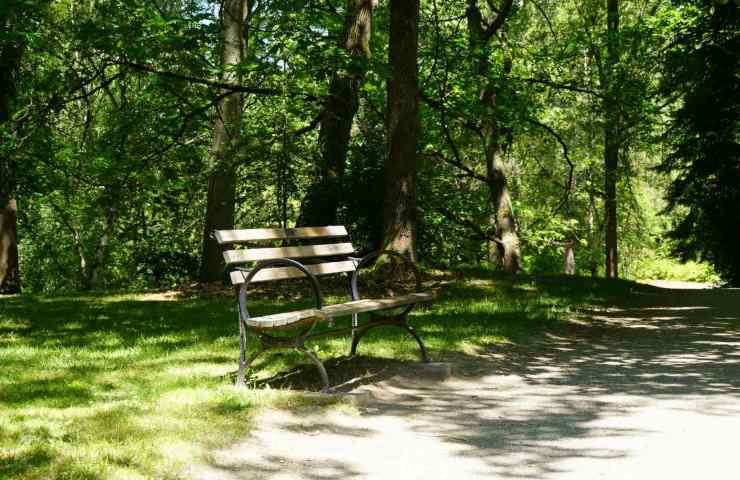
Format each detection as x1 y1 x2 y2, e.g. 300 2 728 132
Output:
215 225 434 392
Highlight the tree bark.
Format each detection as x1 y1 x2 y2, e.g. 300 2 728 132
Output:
382 0 420 261
298 0 376 227
0 4 23 293
199 0 248 282
467 1 521 272
564 242 576 275
604 0 619 279
88 205 117 289
587 190 599 277
486 147 521 272
0 199 19 293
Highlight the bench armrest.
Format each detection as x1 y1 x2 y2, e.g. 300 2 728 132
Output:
237 258 324 327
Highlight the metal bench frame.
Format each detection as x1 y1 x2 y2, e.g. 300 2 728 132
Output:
217 227 433 393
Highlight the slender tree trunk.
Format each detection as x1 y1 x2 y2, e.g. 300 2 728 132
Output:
0 5 23 293
298 0 376 227
89 205 117 289
0 199 19 293
199 0 248 282
564 242 576 275
588 190 599 277
604 132 618 278
604 0 619 279
76 205 117 290
383 0 420 260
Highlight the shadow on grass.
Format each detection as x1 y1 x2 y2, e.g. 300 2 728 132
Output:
0 445 55 479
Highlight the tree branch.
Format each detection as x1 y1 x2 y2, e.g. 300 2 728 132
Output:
483 0 514 40
291 110 323 137
120 61 318 101
529 0 557 39
515 76 605 99
440 108 488 183
424 150 487 183
133 90 234 170
525 118 575 211
420 92 483 137
434 205 503 245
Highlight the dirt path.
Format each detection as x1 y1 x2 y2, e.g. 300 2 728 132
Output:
193 286 740 479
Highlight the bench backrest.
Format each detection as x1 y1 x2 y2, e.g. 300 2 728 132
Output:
214 226 357 285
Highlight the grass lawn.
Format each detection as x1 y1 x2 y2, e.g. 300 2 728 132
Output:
0 272 639 479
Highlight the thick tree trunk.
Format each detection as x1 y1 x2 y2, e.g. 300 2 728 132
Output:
199 0 247 282
298 0 376 227
0 5 23 293
382 0 420 261
604 0 620 279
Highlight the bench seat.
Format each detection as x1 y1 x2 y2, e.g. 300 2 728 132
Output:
248 292 434 330
215 224 434 391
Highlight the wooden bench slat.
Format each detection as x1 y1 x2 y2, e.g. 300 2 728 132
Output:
247 292 434 329
247 309 324 329
215 226 348 244
223 242 355 265
319 293 434 317
229 260 358 285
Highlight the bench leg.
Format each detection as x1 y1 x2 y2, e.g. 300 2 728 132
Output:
349 313 360 357
400 322 431 363
294 345 331 393
350 313 431 363
236 319 266 387
236 348 265 387
349 332 360 357
236 316 248 387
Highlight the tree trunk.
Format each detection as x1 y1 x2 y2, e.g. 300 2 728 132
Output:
88 205 117 289
467 2 521 273
604 0 619 279
564 242 576 275
604 132 619 278
484 133 521 272
382 0 420 261
298 0 376 227
0 5 23 293
199 0 248 282
587 190 599 277
0 199 19 293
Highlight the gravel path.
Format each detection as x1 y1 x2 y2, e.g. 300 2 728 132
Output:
193 285 740 480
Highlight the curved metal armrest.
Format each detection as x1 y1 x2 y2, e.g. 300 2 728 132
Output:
350 250 422 302
237 258 324 326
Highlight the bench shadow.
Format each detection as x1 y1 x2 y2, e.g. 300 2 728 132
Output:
251 354 420 392
206 285 740 479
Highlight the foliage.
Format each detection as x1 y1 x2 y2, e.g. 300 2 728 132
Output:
658 0 740 285
631 249 720 284
2 0 735 289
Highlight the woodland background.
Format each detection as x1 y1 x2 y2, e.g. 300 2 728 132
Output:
1 0 738 293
